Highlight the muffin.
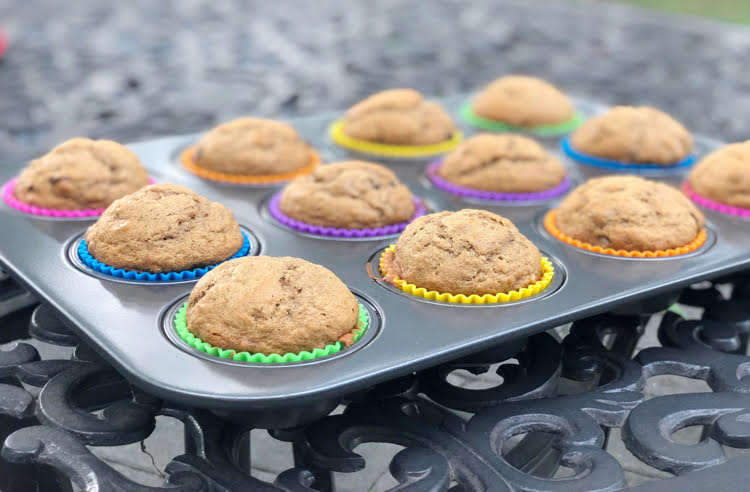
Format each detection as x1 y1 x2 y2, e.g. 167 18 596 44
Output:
384 209 543 296
85 183 244 273
185 256 360 355
13 138 148 210
438 134 566 193
341 89 456 146
470 75 576 128
554 176 704 251
278 161 416 229
569 106 693 165
688 141 750 209
192 117 313 176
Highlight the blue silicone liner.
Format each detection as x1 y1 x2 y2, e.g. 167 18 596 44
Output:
561 137 696 171
78 232 251 282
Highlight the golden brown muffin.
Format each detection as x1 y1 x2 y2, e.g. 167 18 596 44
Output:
387 209 542 295
193 117 312 175
555 176 704 251
85 183 243 273
570 106 692 165
438 134 566 192
186 256 359 355
472 75 575 126
14 138 148 210
279 161 415 228
688 141 750 209
342 89 456 145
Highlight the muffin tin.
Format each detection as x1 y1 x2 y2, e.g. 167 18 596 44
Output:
1 94 748 413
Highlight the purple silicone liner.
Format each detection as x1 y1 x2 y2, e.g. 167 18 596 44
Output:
682 182 750 219
426 160 571 201
3 177 156 218
269 193 427 238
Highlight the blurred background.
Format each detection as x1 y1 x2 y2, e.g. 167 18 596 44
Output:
0 0 747 165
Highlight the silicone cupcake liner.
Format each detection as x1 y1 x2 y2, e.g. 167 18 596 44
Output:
543 210 708 258
460 102 584 137
682 182 750 219
180 147 320 185
426 160 572 202
561 137 696 171
77 232 251 281
2 177 156 218
329 120 462 159
174 302 370 363
268 193 427 238
379 245 554 304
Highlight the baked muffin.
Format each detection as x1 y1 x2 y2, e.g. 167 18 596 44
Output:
438 134 566 192
570 106 692 165
385 209 542 295
279 161 415 229
193 117 312 175
471 75 575 127
341 89 456 145
13 138 148 210
688 141 750 209
555 175 704 251
186 256 360 355
85 183 244 273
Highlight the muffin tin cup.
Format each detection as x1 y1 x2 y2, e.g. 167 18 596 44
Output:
328 120 463 159
378 245 555 304
542 210 709 258
681 182 750 219
172 302 370 364
267 192 427 238
180 146 321 185
2 177 156 219
561 137 697 172
425 160 572 203
75 231 252 282
460 102 584 137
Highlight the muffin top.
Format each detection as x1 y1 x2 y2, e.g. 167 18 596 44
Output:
688 141 750 209
14 138 149 210
388 209 542 296
186 256 360 355
570 106 692 165
555 175 704 251
342 89 456 145
438 134 566 192
193 117 312 175
85 183 243 273
472 75 575 126
279 161 415 229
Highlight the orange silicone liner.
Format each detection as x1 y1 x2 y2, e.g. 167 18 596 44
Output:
543 210 707 258
180 146 320 185
378 245 554 304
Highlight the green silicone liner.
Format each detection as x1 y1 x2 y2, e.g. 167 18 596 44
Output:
460 102 584 136
174 302 370 363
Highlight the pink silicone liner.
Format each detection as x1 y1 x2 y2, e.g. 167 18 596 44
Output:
2 177 156 218
682 181 750 219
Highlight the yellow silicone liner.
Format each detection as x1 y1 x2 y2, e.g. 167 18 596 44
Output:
543 210 707 258
378 245 554 304
328 120 463 158
180 147 320 184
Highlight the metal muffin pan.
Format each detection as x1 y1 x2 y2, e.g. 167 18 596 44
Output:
1 94 748 412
